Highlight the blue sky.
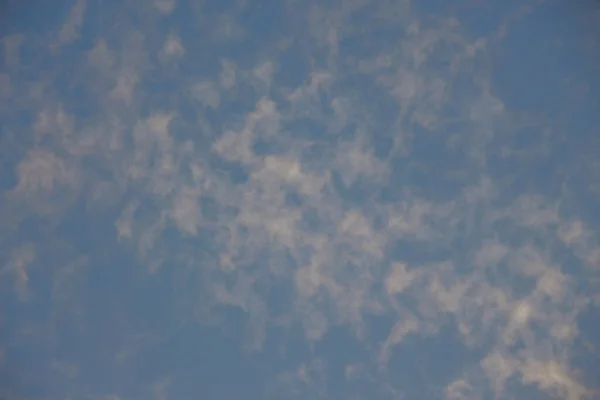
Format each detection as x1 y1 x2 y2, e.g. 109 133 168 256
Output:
1 0 600 399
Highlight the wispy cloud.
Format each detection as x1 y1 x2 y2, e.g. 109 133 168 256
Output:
2 0 599 399
56 0 87 47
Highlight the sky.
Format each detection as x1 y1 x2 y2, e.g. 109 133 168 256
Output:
1 0 600 399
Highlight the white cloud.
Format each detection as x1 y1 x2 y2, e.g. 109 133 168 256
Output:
57 0 87 47
2 244 35 301
191 81 220 109
219 60 236 89
252 61 275 91
12 149 80 197
481 351 518 396
444 379 478 400
379 312 420 366
171 186 199 235
154 0 176 14
520 359 590 400
87 39 115 71
159 34 186 62
385 262 418 295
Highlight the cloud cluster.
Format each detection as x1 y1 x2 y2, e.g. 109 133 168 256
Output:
2 0 600 399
